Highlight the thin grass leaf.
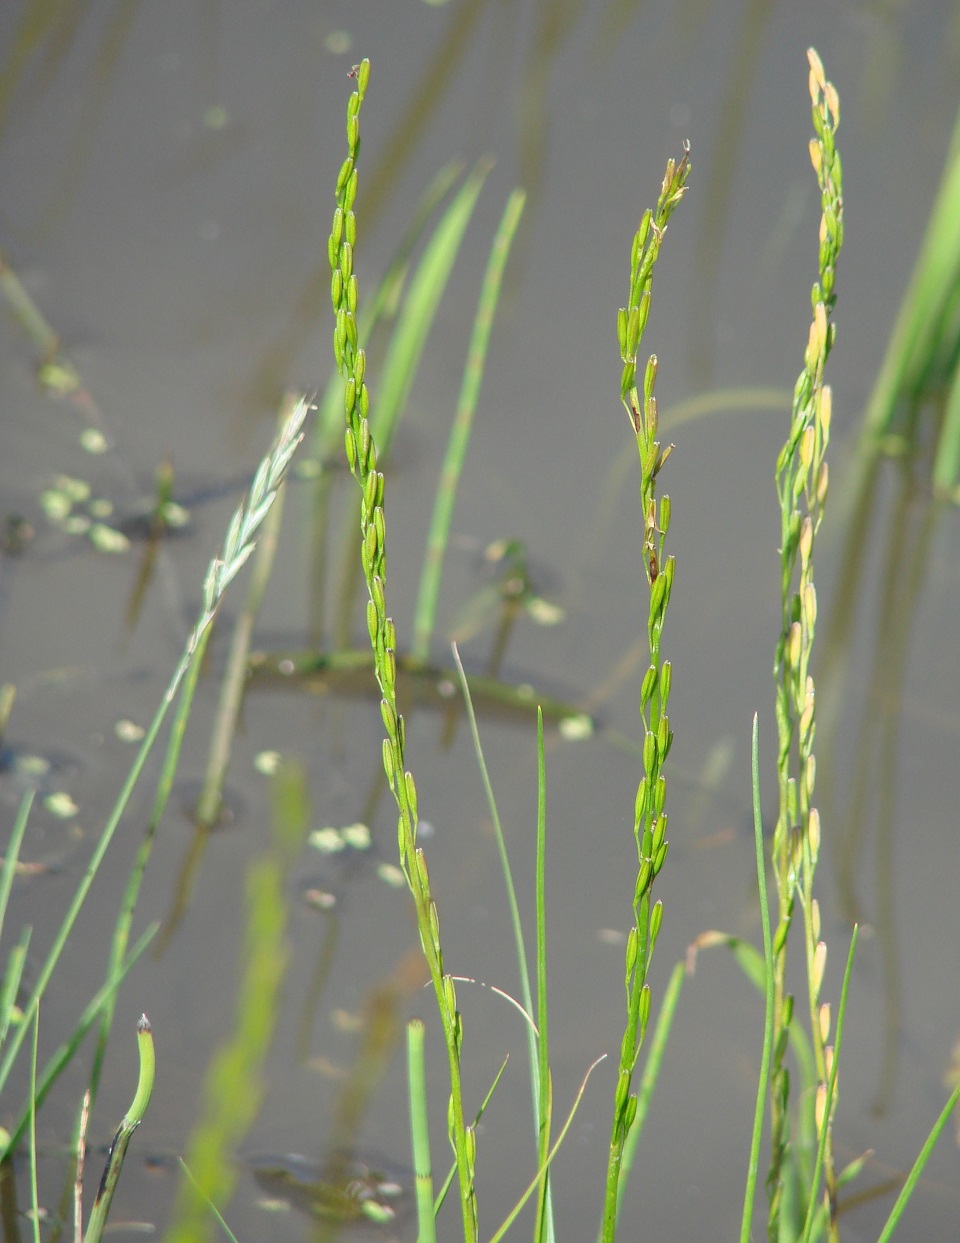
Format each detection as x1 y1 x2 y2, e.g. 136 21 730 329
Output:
0 789 33 947
91 622 210 1102
875 1081 960 1243
433 1055 510 1221
407 1019 437 1243
29 1006 41 1243
740 713 776 1243
176 1159 241 1243
0 927 30 1052
487 1055 606 1243
373 160 492 460
411 188 526 661
932 361 960 498
450 646 543 1129
862 111 960 448
533 707 555 1243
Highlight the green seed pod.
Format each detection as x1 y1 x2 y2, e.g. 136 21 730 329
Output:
345 209 357 248
616 307 629 357
653 774 667 816
642 729 657 777
344 376 356 419
404 771 418 821
334 312 347 361
382 737 395 789
383 646 396 692
638 984 651 1042
357 59 371 96
347 273 359 314
640 664 658 705
363 469 378 518
371 573 386 619
614 1070 630 1119
654 839 668 874
428 901 442 954
649 899 663 947
344 311 358 352
660 659 672 705
336 156 353 196
624 926 638 980
364 530 378 581
381 697 396 739
650 568 668 622
623 1094 638 1133
634 778 647 826
344 427 358 474
330 205 344 252
340 240 353 282
626 306 641 357
635 859 652 901
415 847 430 891
620 1025 636 1069
330 267 343 309
367 598 378 644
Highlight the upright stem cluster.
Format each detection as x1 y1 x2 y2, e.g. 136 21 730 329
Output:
602 146 690 1243
327 62 477 1242
768 49 844 1240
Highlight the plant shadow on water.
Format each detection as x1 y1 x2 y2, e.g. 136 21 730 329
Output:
1 3 960 1241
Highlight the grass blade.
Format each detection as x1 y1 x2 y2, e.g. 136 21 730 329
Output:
407 1019 437 1243
412 188 526 661
876 1082 960 1243
740 713 775 1243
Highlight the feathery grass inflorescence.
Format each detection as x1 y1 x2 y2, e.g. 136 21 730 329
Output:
768 49 844 1240
602 143 690 1243
326 62 477 1241
0 400 307 1161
